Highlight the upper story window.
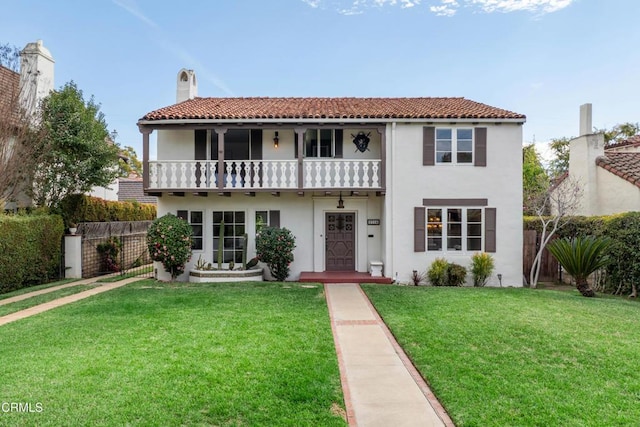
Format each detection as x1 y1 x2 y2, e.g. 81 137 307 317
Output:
436 128 473 164
304 129 334 158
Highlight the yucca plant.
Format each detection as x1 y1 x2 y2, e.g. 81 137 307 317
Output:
547 236 612 297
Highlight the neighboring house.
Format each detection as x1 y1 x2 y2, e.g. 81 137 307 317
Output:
554 103 640 216
0 40 54 209
117 174 157 204
137 69 526 284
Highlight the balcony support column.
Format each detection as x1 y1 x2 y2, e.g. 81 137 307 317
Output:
377 126 386 190
138 125 153 191
214 128 227 190
294 127 306 190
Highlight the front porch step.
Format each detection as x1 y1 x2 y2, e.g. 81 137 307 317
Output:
299 271 393 284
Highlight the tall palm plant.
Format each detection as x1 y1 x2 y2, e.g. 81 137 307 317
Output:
547 236 612 297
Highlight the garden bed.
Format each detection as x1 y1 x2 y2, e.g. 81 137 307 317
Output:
189 268 263 283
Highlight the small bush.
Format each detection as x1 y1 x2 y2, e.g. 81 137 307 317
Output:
256 227 296 281
427 258 449 286
97 236 122 272
410 270 426 286
470 253 495 287
447 263 467 287
147 214 193 280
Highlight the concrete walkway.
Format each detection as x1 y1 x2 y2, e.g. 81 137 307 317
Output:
0 277 141 327
325 283 454 427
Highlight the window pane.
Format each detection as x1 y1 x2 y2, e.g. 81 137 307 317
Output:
447 238 462 251
224 129 250 160
467 238 482 251
447 209 462 222
437 152 452 163
212 225 221 237
436 129 452 139
224 225 234 236
467 209 482 222
436 140 452 151
428 238 442 251
427 209 442 238
235 211 245 223
320 129 332 158
457 129 472 140
457 140 472 152
304 129 318 157
191 225 203 237
223 211 233 223
192 238 203 251
235 225 245 235
457 152 473 163
212 211 223 223
223 251 234 263
447 223 462 237
235 251 243 263
468 224 482 236
224 237 234 249
190 211 203 224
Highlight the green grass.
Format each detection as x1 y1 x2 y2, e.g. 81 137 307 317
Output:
0 281 345 426
0 279 77 299
363 285 640 427
0 284 98 317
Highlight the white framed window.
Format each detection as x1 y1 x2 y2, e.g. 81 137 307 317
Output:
212 211 246 263
436 128 474 164
304 129 334 158
427 208 482 252
177 210 204 251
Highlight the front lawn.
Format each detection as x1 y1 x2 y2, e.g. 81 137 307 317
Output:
0 281 345 426
363 285 640 427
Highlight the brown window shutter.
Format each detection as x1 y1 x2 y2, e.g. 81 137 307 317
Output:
210 131 219 160
414 207 426 252
269 211 280 228
334 129 343 158
485 207 496 252
294 132 298 159
177 210 188 221
423 127 435 166
250 129 262 160
475 127 487 167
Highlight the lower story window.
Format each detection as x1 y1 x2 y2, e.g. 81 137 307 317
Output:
213 211 245 263
427 208 482 251
177 210 203 251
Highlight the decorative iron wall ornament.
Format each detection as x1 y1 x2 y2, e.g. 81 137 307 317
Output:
352 131 371 153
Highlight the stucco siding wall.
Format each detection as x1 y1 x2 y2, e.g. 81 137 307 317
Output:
387 123 523 286
595 168 640 215
157 130 193 160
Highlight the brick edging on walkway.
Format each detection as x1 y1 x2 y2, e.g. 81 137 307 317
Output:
324 283 358 427
356 284 456 427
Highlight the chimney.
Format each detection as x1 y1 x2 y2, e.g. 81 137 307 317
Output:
579 103 592 136
176 69 197 103
19 40 55 114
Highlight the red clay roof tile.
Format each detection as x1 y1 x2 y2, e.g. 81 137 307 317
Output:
140 97 526 122
596 152 640 189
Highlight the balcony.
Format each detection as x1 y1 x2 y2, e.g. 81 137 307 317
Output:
147 159 382 191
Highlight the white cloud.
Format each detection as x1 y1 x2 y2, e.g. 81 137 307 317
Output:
302 0 573 15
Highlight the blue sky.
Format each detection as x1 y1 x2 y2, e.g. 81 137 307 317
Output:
2 0 639 161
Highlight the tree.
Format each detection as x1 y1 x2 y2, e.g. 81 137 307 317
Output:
118 145 143 177
147 214 193 280
523 144 549 215
548 137 571 178
596 122 640 145
31 81 120 208
528 176 583 288
0 43 48 208
547 236 611 297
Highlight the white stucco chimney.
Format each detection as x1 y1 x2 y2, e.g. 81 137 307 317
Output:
176 69 197 103
19 40 55 113
579 103 592 136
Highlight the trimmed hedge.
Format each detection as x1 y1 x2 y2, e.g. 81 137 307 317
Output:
0 214 65 293
58 194 156 226
525 212 640 294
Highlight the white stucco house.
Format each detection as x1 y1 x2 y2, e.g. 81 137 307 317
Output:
138 69 526 285
554 103 640 216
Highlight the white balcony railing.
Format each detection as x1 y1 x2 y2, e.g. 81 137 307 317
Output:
148 159 382 190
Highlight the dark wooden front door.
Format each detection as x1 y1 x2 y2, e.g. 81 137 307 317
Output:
325 213 355 271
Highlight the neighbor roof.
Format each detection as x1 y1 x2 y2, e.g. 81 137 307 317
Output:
606 135 640 150
596 152 640 189
140 97 526 122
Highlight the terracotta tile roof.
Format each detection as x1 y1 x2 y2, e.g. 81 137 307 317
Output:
141 97 526 122
118 177 157 204
606 135 640 150
0 65 20 126
596 152 640 188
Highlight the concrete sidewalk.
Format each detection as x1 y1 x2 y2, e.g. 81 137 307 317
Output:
325 284 454 427
0 277 141 327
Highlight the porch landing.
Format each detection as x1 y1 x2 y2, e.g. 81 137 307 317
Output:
299 271 393 284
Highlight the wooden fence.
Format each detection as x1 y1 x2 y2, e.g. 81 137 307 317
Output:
523 230 559 284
